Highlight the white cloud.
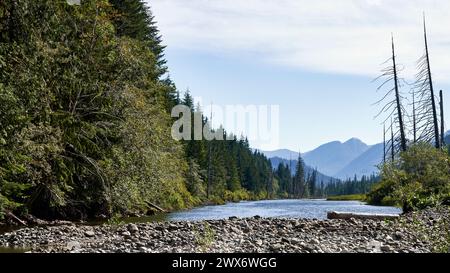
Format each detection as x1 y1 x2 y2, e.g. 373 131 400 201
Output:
148 0 450 82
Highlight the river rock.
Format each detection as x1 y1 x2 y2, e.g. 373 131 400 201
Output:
121 231 132 239
393 231 403 240
381 245 392 252
84 231 96 238
66 241 81 251
127 224 139 234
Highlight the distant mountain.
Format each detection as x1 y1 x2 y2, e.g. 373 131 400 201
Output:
260 149 300 160
264 130 450 180
335 143 383 179
261 138 384 180
301 138 369 177
444 130 450 145
269 157 339 185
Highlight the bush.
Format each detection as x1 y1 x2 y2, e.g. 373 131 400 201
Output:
326 194 366 201
223 189 251 203
367 143 450 211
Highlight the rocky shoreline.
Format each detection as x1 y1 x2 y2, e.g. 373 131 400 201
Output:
0 207 448 253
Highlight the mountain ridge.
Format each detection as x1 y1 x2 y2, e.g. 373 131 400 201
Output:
260 138 383 179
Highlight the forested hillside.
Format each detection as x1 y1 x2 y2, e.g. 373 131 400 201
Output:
273 155 378 198
0 0 275 221
269 157 338 185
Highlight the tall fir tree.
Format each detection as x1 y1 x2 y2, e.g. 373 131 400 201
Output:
293 154 305 198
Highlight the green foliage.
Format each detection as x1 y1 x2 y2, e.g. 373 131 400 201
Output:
223 189 251 203
180 102 275 204
194 222 216 252
326 194 367 201
367 143 450 211
106 214 125 226
0 0 193 219
109 0 167 77
274 157 378 199
292 154 306 198
325 175 379 197
185 159 207 203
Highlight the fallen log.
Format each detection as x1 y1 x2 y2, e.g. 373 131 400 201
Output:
145 201 167 213
6 211 28 226
327 211 399 221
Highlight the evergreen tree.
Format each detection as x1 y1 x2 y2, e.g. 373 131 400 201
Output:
293 154 305 198
109 0 167 77
309 169 317 197
182 90 194 110
0 0 191 219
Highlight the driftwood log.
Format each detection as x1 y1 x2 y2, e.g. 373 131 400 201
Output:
327 211 400 221
6 211 28 226
146 201 167 213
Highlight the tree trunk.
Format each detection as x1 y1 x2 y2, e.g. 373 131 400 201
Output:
391 36 407 152
423 18 440 148
413 93 417 143
327 211 399 221
391 119 395 161
440 90 445 146
383 123 386 163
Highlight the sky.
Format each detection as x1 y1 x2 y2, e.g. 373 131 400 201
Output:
148 0 450 152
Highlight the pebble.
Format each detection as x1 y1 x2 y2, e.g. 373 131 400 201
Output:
121 231 132 239
127 224 139 234
0 206 447 253
84 231 95 238
381 245 392 252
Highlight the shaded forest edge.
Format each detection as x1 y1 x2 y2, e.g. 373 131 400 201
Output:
0 1 449 227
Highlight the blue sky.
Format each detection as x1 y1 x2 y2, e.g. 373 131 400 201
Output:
149 0 450 152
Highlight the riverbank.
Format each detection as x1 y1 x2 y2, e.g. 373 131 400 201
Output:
326 194 367 201
0 206 448 253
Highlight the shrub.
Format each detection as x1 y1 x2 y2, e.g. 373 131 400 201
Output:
367 143 450 211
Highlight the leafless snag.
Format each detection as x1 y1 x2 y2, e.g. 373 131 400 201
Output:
440 90 445 146
413 15 440 148
383 123 386 163
375 35 408 158
391 119 395 161
412 90 417 143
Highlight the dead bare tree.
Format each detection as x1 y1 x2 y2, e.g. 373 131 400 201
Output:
375 35 408 156
391 119 395 161
412 90 417 143
413 15 440 148
383 123 387 163
383 119 396 162
440 90 445 146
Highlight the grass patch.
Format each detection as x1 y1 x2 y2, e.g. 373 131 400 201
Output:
327 194 367 201
194 222 216 252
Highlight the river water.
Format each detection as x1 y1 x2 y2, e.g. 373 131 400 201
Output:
168 199 402 221
0 199 401 253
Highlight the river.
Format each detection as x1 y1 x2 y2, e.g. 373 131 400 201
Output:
0 199 402 230
168 199 402 221
0 199 402 253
